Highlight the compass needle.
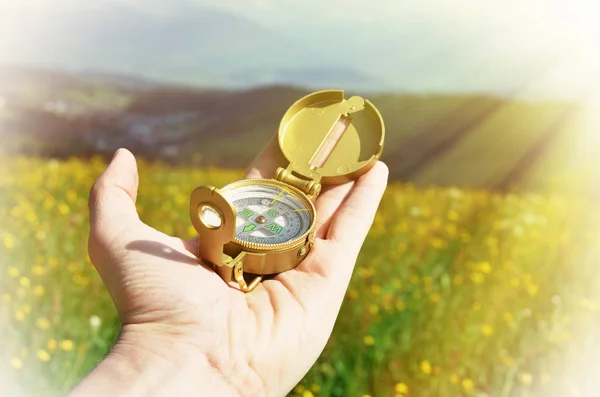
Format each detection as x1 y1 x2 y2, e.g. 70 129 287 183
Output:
270 189 285 205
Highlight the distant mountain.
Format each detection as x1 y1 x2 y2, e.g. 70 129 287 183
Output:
0 4 377 90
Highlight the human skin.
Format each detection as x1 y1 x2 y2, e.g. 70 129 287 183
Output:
71 137 388 397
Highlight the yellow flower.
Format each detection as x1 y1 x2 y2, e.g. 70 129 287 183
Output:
481 324 494 337
37 350 51 362
477 261 492 274
420 360 432 375
302 391 314 397
445 224 457 236
311 384 320 393
14 309 26 322
510 277 520 287
447 210 459 221
364 335 375 346
395 382 409 394
527 285 539 296
58 203 71 215
499 354 516 367
7 267 20 278
368 304 379 315
469 272 485 284
60 340 74 351
503 312 516 327
10 357 23 370
370 284 381 295
519 372 533 385
32 265 45 276
33 285 45 297
429 293 440 303
449 373 459 384
47 339 57 351
2 233 16 250
461 378 474 392
36 317 51 330
43 196 55 210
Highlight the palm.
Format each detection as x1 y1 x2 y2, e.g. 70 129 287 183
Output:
87 141 387 396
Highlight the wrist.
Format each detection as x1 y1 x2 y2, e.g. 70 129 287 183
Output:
70 324 242 397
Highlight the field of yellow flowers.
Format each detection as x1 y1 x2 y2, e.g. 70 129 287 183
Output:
1 156 599 397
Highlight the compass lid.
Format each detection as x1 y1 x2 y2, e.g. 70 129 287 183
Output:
278 90 385 185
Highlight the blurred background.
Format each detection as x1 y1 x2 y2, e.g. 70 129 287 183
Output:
1 0 599 396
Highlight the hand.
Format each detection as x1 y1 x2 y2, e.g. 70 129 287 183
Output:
72 138 388 397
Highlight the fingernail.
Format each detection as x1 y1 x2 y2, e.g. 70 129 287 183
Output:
112 148 122 160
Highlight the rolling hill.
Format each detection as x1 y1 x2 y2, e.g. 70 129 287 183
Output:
0 67 596 193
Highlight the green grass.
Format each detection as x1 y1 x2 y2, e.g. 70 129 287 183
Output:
0 157 599 396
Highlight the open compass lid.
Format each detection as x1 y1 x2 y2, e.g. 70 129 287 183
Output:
278 90 385 185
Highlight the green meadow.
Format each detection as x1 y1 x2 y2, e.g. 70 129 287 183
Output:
1 157 598 396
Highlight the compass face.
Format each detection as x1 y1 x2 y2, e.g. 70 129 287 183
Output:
222 183 313 246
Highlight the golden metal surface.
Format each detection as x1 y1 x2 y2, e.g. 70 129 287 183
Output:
190 186 236 268
234 262 263 292
189 89 385 292
278 90 385 185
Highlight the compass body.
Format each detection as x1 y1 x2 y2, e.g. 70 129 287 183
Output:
190 90 385 292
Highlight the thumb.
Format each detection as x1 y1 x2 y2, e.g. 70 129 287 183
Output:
89 148 140 249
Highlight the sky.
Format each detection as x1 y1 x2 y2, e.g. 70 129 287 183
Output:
1 0 599 99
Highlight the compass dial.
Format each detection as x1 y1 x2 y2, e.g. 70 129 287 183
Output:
222 184 313 246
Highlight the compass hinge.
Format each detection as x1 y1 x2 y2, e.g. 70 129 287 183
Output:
213 252 262 292
275 167 321 198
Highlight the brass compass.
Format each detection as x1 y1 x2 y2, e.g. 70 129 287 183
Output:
190 90 385 292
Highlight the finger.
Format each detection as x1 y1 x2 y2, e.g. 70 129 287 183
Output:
89 148 141 250
313 182 355 239
245 133 288 179
326 162 389 259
